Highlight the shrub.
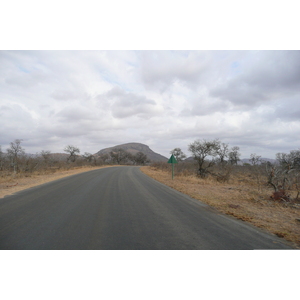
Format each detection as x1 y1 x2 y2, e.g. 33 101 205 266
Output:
270 189 291 202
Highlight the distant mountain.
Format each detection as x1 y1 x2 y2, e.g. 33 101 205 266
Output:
240 158 276 165
95 142 168 162
184 156 194 162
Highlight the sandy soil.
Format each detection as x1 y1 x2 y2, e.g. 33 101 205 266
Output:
0 166 111 199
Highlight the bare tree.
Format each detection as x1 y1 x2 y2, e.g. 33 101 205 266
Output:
188 139 220 178
266 162 281 192
276 150 300 171
40 150 52 166
170 148 186 162
267 150 300 195
228 146 241 165
64 145 80 162
216 142 229 164
82 152 96 164
7 139 25 173
133 152 149 165
97 153 110 165
110 148 131 165
250 153 263 191
250 153 261 166
0 145 3 171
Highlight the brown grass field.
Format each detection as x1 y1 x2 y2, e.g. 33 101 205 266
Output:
140 165 300 249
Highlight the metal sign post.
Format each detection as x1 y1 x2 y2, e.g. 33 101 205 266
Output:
167 154 178 179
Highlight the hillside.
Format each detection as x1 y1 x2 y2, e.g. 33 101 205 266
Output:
95 143 168 162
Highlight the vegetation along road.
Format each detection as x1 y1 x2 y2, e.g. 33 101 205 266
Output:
0 166 293 250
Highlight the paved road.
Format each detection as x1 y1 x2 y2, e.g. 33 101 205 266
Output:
0 166 293 250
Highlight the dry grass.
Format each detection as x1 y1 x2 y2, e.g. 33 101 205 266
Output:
0 165 112 199
141 166 300 249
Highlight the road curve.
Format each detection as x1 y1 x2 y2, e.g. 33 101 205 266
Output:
0 166 293 250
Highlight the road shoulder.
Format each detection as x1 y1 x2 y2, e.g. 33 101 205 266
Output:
0 166 112 199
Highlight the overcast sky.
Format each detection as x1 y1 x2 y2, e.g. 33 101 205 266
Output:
1 2 299 290
1 50 300 159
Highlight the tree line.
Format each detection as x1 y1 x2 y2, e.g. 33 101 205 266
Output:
0 139 149 175
170 139 242 177
63 145 149 165
169 138 300 201
2 138 300 202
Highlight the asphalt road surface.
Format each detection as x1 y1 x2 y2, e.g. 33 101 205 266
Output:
0 166 293 250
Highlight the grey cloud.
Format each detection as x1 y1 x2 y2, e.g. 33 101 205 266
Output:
0 105 12 115
55 106 98 122
270 96 300 122
97 87 160 119
2 50 300 159
5 70 49 88
139 51 212 91
211 79 268 107
51 90 91 101
112 97 156 119
180 97 231 117
242 51 300 91
280 109 300 121
44 124 90 138
210 51 300 108
0 103 37 144
1 52 50 88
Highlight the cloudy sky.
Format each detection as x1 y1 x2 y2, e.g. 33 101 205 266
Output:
1 50 300 159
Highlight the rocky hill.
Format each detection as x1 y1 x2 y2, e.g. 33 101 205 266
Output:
95 142 168 162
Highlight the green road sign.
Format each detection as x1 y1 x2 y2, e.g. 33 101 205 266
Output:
168 154 178 164
168 154 178 179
